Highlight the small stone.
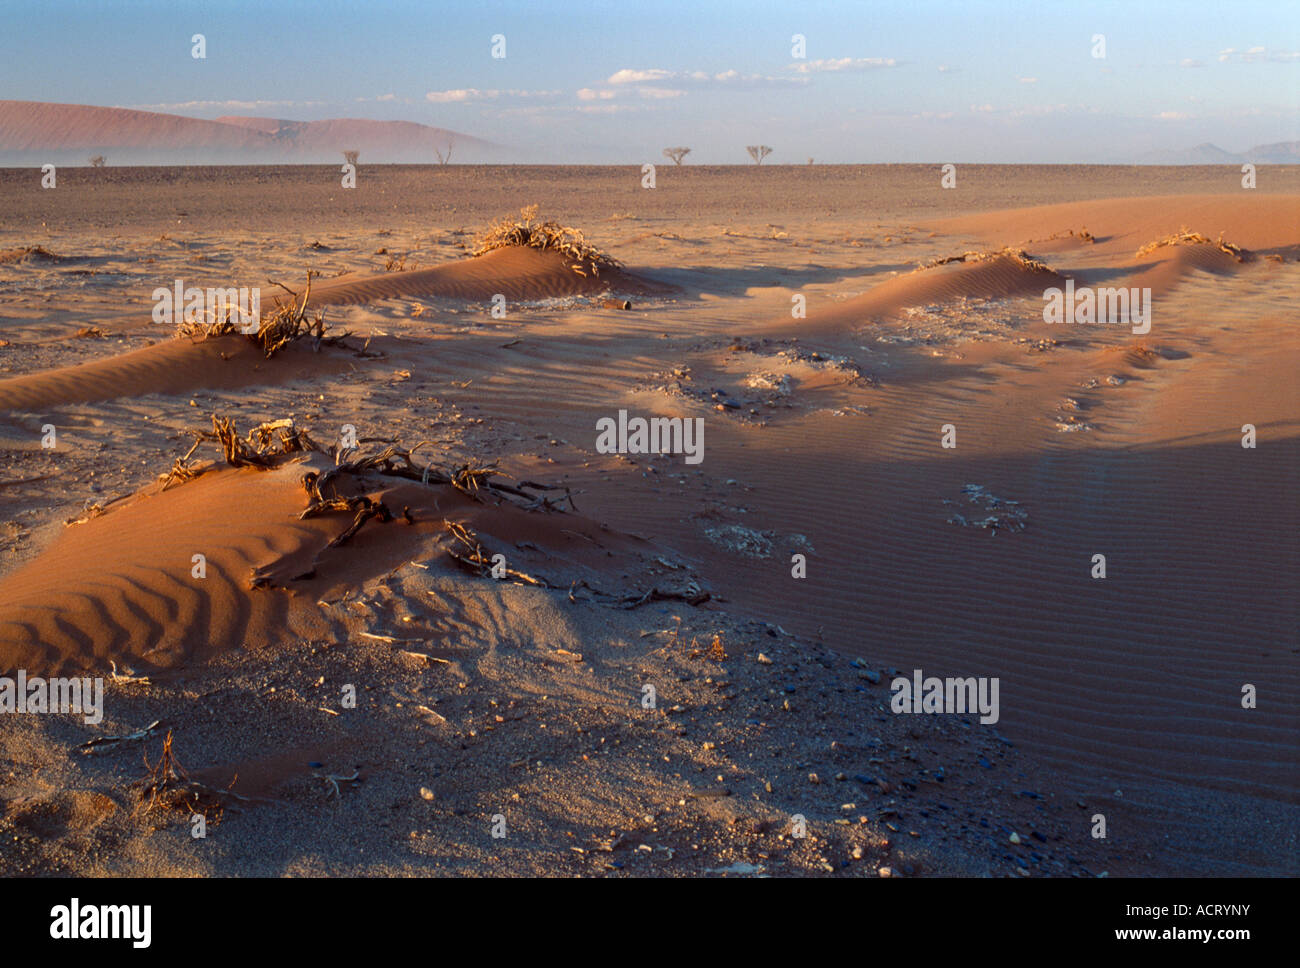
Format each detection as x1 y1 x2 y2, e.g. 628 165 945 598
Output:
419 787 435 801
756 653 772 665
850 845 865 860
1009 832 1021 844
878 866 894 878
808 773 821 785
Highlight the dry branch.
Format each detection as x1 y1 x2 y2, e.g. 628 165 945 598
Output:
175 272 357 358
133 731 248 820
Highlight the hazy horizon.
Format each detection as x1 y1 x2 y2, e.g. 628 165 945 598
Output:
1 0 1296 164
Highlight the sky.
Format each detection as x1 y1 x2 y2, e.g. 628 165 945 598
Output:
2 0 1297 162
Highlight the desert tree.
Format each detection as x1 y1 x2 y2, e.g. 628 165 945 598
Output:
435 136 455 165
746 145 773 165
342 150 360 165
88 155 105 168
663 147 691 166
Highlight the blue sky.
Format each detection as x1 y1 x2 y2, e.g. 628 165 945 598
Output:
2 0 1297 161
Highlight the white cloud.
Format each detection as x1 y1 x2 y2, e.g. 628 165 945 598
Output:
425 89 560 103
125 99 323 112
1218 46 1300 63
789 57 899 74
426 89 483 103
636 87 686 99
1018 77 1038 84
607 69 675 85
1157 111 1190 120
606 67 803 89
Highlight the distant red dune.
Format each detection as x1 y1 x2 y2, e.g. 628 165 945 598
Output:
0 100 495 163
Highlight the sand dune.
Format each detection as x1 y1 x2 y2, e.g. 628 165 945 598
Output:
0 334 355 411
935 194 1300 254
0 247 661 411
790 250 1064 334
1 169 1296 877
212 115 494 156
305 246 660 307
0 100 491 164
0 441 667 676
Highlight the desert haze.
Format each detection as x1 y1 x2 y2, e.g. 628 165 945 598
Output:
0 161 1296 878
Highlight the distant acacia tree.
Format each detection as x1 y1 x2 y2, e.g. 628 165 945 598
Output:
435 137 455 165
342 150 360 165
663 147 691 166
88 155 105 167
746 145 773 165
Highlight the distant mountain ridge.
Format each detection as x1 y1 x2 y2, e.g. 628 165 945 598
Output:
0 100 497 165
1138 141 1300 165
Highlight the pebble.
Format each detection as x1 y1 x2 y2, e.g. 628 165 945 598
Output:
756 653 772 665
1009 832 1022 844
808 773 821 785
419 787 435 801
878 867 895 878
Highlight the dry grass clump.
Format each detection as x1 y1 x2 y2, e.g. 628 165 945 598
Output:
472 204 623 277
0 245 62 265
1136 228 1247 260
919 247 1054 273
175 272 353 357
